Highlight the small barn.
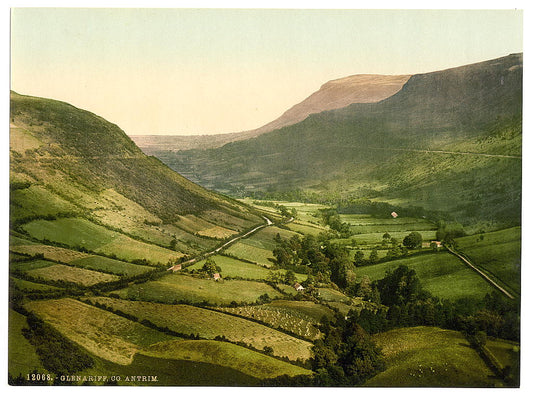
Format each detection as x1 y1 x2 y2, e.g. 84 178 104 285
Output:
213 273 221 281
391 211 398 218
293 283 304 291
169 263 182 272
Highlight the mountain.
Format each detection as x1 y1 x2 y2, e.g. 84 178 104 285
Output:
149 54 522 227
131 74 410 152
9 91 263 260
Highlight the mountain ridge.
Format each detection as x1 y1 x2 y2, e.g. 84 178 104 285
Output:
146 54 522 227
131 74 410 152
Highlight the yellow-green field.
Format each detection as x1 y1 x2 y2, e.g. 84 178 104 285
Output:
21 217 183 264
88 297 313 361
113 274 284 305
25 298 176 365
26 263 119 286
143 339 312 379
190 255 306 281
366 326 498 387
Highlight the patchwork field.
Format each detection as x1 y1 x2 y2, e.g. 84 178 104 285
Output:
355 252 495 301
190 255 306 281
339 214 437 234
223 242 275 267
10 277 63 293
26 264 120 286
366 326 498 387
143 339 312 379
455 227 521 295
332 230 438 247
21 217 183 264
113 273 284 305
25 298 176 365
87 297 313 361
219 304 322 340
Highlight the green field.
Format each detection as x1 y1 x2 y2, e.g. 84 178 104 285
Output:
27 264 119 286
339 214 437 234
10 184 78 222
25 298 176 365
333 230 438 247
10 258 56 272
11 277 63 292
143 339 312 379
114 273 284 305
223 242 275 267
355 252 495 301
190 255 306 281
318 287 352 303
71 256 153 276
485 338 520 369
456 227 521 295
8 310 44 376
88 297 313 361
366 326 498 387
21 217 182 264
219 304 322 340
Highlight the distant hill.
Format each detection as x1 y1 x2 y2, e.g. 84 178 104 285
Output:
150 54 522 227
10 91 262 259
131 74 410 152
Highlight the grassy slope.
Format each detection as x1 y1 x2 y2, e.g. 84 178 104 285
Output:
8 310 44 376
190 254 306 281
87 297 313 361
455 227 521 295
355 252 494 301
114 273 284 305
366 326 498 387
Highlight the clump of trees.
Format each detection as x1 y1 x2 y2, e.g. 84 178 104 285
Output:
310 313 385 386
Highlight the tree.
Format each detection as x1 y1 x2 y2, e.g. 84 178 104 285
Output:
201 257 219 275
284 270 297 285
368 249 379 264
402 232 422 249
353 250 365 266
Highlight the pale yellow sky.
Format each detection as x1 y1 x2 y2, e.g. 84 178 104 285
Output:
10 8 523 135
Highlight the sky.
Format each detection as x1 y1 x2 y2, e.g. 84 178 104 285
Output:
10 7 523 135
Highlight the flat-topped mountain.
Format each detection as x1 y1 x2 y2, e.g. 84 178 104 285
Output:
132 74 410 152
150 54 522 226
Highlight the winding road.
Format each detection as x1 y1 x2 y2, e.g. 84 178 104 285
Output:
169 215 274 270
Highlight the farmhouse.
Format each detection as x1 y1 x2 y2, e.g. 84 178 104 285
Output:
431 241 443 248
213 273 221 281
293 283 304 291
169 263 182 272
391 211 398 218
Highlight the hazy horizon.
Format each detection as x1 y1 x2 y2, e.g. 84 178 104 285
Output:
11 8 522 136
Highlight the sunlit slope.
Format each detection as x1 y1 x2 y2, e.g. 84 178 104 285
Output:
10 91 262 259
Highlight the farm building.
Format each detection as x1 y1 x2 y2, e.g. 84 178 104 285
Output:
431 241 443 248
391 211 398 218
213 273 221 281
293 283 304 291
169 263 182 272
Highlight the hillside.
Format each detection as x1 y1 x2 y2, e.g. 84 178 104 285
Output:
131 74 410 152
10 91 263 260
152 54 522 227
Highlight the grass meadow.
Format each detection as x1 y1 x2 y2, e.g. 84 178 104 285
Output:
88 297 313 361
21 217 183 264
114 273 284 305
455 227 521 295
366 326 498 387
355 252 495 301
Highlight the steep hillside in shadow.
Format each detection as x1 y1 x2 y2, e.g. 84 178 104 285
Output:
157 54 522 226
